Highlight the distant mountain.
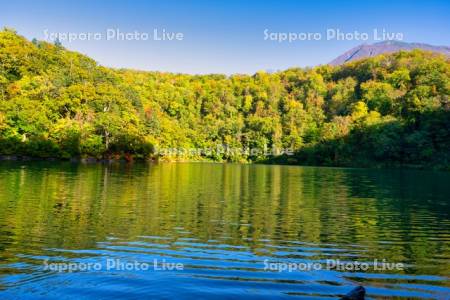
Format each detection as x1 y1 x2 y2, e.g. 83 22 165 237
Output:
330 40 450 65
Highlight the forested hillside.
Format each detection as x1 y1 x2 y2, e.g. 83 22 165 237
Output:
0 29 449 168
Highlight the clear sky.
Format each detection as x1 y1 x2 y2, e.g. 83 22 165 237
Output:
1 0 449 74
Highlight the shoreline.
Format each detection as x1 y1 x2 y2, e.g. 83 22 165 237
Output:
0 155 446 171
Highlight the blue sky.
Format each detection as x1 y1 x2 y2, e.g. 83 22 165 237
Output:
1 0 449 74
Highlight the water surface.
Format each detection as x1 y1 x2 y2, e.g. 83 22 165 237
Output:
0 162 449 299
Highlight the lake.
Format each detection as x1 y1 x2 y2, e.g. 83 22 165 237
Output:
0 162 449 299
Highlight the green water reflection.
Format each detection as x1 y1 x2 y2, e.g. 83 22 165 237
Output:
0 162 449 298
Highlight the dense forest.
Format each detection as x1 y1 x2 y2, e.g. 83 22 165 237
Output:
0 29 449 169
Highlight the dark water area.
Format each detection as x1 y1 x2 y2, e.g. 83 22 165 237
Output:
0 162 449 299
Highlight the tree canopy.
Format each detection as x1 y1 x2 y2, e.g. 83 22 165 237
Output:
0 29 449 169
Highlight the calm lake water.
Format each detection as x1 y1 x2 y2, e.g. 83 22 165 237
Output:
0 162 449 299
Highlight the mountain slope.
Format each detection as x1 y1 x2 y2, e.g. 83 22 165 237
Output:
330 41 450 65
1 29 449 168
